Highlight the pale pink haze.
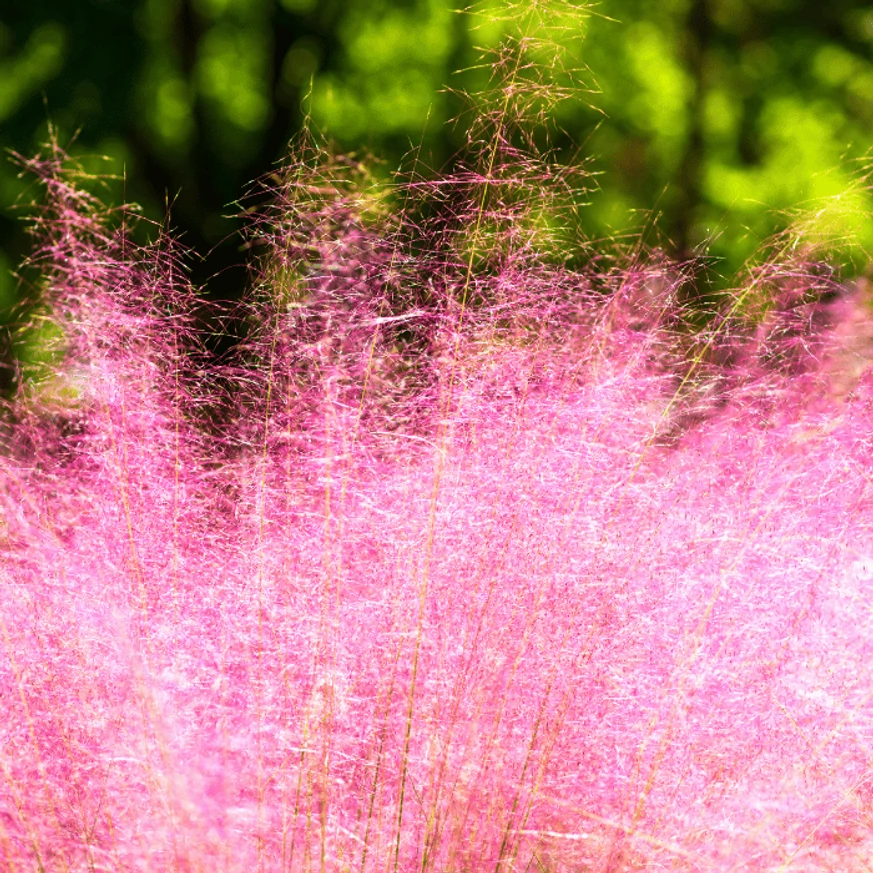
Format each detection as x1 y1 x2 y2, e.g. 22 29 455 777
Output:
3 118 873 871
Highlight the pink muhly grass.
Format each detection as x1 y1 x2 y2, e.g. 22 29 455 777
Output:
4 16 873 873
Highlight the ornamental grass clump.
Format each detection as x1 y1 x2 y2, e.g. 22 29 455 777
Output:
4 4 873 871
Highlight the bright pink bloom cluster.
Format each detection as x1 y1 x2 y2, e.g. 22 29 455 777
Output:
2 143 873 872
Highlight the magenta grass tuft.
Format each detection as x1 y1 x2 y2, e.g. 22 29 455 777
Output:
4 22 873 870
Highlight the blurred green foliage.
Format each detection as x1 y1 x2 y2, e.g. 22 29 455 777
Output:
2 0 873 390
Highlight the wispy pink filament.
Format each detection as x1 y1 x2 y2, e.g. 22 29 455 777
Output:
2 142 873 872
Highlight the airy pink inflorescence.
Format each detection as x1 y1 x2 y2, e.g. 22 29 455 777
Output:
3 141 873 873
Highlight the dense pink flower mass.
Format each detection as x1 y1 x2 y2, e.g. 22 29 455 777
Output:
3 139 873 872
